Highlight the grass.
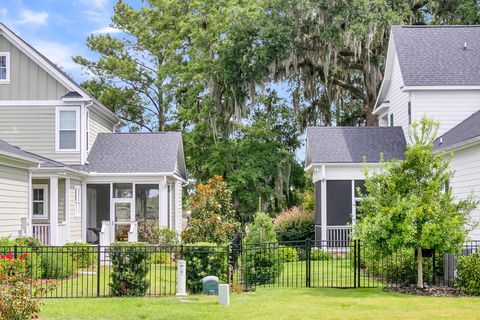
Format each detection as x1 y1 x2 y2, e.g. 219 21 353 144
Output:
41 287 480 320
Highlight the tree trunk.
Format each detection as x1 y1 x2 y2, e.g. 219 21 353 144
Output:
416 248 424 288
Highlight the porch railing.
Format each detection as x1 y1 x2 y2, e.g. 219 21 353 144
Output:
327 226 352 244
32 224 50 245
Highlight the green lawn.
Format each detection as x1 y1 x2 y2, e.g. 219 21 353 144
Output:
41 287 480 320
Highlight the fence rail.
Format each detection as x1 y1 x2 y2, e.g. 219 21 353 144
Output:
1 240 478 298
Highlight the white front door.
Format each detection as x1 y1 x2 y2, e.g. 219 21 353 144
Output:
111 199 134 242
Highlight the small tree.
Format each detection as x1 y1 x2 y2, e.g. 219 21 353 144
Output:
356 118 477 288
182 176 239 244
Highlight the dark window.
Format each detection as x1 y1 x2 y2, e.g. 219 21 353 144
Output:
326 180 352 225
390 113 394 126
355 200 363 221
408 101 412 124
354 180 366 197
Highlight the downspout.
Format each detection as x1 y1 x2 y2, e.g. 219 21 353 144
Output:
83 100 94 165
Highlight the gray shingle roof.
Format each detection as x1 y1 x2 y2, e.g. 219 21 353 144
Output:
392 25 480 86
0 139 64 167
306 127 406 165
434 110 480 151
77 133 183 174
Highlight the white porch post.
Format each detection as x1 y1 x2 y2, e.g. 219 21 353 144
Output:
27 170 33 237
174 180 183 234
81 181 87 242
159 177 168 227
65 178 71 242
321 165 327 242
49 177 59 245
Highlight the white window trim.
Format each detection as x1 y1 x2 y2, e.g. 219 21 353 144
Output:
55 106 80 153
32 184 49 219
74 185 82 218
86 109 90 153
0 52 10 84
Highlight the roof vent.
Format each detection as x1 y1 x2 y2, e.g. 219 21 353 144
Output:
464 42 467 50
439 137 443 144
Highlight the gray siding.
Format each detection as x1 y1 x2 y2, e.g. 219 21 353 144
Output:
0 105 81 164
0 35 69 100
88 108 113 150
0 161 29 237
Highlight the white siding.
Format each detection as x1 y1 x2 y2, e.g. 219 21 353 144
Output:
449 145 480 240
412 90 480 137
0 105 81 164
69 179 82 241
0 161 29 237
381 54 410 136
88 108 113 150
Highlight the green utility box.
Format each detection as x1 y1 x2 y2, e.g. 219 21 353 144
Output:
202 276 219 295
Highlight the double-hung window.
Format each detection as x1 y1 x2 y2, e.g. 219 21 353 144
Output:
0 52 10 84
32 185 48 219
56 107 80 152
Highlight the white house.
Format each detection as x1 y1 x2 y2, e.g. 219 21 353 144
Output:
306 25 480 242
0 23 186 245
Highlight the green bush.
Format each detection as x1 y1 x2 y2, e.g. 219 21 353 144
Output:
279 247 298 262
14 237 42 247
310 248 332 261
64 242 97 268
140 220 179 245
274 207 315 242
456 252 480 295
40 252 76 279
243 212 283 285
183 242 228 293
110 242 150 296
150 252 172 264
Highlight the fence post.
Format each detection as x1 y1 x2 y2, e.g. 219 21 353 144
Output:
13 244 17 259
305 240 311 288
357 240 361 288
97 244 101 297
226 243 231 285
432 250 436 286
353 240 357 288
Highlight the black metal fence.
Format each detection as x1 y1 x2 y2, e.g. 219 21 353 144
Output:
1 240 478 298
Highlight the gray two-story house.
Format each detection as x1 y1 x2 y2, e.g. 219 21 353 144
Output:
0 23 186 245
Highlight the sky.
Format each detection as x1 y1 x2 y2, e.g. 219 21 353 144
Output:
0 0 132 81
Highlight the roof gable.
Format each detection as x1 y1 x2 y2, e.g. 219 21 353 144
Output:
306 127 406 166
434 110 480 151
392 25 480 87
79 132 186 177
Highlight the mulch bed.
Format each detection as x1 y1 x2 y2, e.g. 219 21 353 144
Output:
384 285 472 297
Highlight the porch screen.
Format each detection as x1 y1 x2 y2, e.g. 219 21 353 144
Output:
326 180 351 226
135 184 159 222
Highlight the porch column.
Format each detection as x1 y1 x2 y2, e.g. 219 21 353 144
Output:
174 180 183 234
65 178 71 242
81 181 87 242
26 170 33 237
159 177 168 227
321 165 327 242
49 177 59 245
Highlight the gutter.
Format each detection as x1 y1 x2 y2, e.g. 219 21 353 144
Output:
435 135 480 153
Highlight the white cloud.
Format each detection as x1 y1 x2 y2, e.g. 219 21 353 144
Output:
92 26 122 34
0 8 8 17
17 9 49 25
32 41 79 72
77 0 109 9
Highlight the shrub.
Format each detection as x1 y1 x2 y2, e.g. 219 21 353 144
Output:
140 221 179 245
14 237 42 247
64 242 97 268
274 207 314 242
110 242 150 296
183 242 228 293
243 212 283 285
150 252 172 264
40 252 76 279
0 253 53 319
310 248 332 261
456 252 480 295
279 247 298 262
